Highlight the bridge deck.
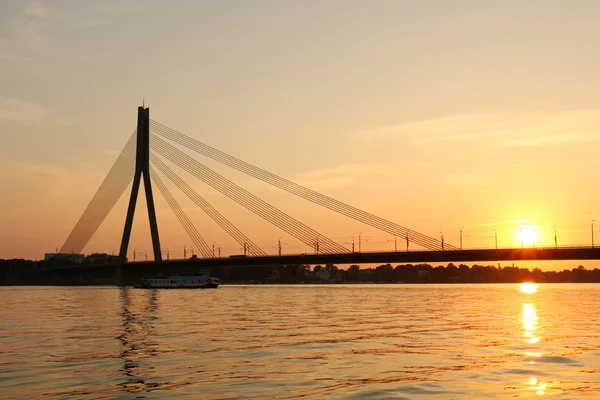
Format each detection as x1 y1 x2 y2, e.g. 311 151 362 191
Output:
45 247 600 271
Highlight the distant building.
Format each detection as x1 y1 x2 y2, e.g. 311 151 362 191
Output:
44 253 85 264
84 253 120 265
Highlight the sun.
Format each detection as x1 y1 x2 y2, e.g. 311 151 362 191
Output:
519 225 539 246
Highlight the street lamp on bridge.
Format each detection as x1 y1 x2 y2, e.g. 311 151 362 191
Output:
278 237 282 256
553 226 557 249
440 231 444 250
359 232 363 253
493 229 497 249
460 226 464 250
592 220 595 249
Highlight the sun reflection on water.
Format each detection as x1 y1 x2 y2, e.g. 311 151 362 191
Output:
520 282 537 294
520 282 547 395
522 304 540 344
527 377 546 395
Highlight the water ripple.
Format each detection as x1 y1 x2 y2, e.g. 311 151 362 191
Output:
1 284 600 399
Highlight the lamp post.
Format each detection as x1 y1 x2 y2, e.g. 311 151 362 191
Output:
440 231 444 250
394 236 397 252
592 220 595 248
359 232 363 253
278 237 282 256
553 226 557 249
493 229 497 249
351 236 355 253
460 226 464 250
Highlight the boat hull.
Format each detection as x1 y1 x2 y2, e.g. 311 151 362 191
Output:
135 283 219 289
134 275 221 289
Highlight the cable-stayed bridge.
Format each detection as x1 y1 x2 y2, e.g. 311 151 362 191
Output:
51 106 600 272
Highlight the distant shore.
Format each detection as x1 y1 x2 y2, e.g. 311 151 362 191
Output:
2 258 600 285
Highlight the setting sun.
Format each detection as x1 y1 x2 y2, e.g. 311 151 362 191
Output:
518 225 539 247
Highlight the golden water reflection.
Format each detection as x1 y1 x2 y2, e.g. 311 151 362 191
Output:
522 303 540 344
521 282 546 395
527 377 546 395
520 282 538 294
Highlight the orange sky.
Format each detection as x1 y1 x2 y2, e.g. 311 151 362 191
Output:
1 1 600 270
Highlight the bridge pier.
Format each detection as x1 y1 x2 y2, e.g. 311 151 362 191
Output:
118 106 162 263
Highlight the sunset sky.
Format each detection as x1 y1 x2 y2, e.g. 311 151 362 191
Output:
1 1 600 268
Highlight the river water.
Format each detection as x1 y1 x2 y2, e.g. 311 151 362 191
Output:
1 284 600 399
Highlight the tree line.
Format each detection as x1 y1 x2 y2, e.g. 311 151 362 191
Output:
2 259 600 284
225 263 600 283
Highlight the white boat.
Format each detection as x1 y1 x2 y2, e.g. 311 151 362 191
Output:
136 275 220 289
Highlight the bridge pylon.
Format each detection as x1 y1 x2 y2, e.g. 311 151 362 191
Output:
118 106 162 263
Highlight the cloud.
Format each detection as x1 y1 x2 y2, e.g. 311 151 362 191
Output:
356 113 503 141
501 132 600 147
418 162 439 169
24 1 47 18
294 163 386 189
356 109 600 148
0 96 70 128
469 220 531 228
436 172 492 187
0 1 136 61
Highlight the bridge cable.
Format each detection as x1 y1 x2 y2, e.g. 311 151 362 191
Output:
150 139 346 254
151 167 213 259
151 155 267 256
149 121 454 251
150 135 348 254
151 122 447 251
149 123 437 252
150 136 343 254
60 131 137 254
62 148 136 254
149 166 214 259
150 142 344 254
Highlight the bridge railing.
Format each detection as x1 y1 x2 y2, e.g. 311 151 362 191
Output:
127 244 600 263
